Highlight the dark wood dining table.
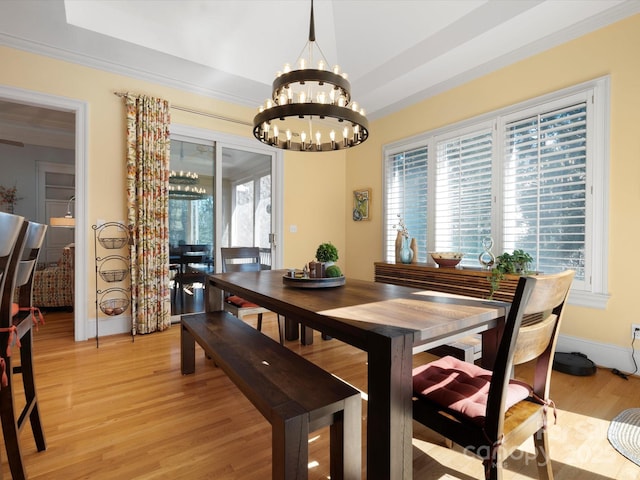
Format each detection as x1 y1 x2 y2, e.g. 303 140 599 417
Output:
203 269 508 479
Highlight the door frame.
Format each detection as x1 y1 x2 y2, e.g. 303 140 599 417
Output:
0 85 88 341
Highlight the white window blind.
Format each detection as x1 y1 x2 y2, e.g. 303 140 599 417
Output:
503 102 587 281
435 129 493 266
385 146 428 261
383 78 610 306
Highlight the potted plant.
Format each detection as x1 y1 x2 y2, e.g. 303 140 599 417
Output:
316 242 339 264
489 249 533 299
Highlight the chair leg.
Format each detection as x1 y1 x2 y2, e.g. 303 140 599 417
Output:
19 328 46 451
256 313 263 331
482 444 503 480
276 315 285 345
533 428 553 480
0 353 27 480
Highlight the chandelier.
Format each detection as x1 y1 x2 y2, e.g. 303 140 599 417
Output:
169 170 206 200
252 0 368 152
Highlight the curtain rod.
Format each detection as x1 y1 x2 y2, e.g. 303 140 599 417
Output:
113 91 252 127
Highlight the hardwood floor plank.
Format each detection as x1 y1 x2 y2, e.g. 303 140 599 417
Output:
1 310 638 479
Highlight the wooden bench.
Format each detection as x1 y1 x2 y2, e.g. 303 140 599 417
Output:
180 311 362 480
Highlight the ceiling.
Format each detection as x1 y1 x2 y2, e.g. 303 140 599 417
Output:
1 0 639 149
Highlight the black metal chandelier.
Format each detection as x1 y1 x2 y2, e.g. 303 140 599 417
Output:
253 0 368 152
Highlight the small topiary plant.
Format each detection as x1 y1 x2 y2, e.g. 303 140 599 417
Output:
316 242 339 263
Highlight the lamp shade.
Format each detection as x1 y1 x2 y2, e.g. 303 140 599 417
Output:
50 216 75 228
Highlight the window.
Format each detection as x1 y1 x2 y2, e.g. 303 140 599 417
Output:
383 78 610 307
231 173 272 248
385 145 428 261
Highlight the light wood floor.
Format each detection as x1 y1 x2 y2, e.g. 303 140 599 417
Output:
2 310 639 479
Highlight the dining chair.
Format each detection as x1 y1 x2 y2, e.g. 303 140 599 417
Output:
412 269 574 480
220 247 284 344
0 220 48 480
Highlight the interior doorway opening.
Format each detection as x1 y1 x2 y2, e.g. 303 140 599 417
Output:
0 87 87 341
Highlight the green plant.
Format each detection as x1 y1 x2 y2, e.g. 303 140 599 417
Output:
316 242 339 263
488 249 533 299
325 265 342 277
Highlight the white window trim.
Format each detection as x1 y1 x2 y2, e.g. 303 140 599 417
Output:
383 77 610 309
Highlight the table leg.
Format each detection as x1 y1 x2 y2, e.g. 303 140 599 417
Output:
480 322 504 369
300 325 314 345
285 317 299 341
366 331 414 480
181 322 195 375
205 283 224 312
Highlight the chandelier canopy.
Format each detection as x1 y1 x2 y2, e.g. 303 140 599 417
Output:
253 0 368 152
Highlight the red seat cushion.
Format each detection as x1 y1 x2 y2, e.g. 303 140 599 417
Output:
226 295 260 309
413 355 532 425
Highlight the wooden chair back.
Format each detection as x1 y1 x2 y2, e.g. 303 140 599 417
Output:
1 217 29 328
220 247 261 273
0 213 26 281
412 269 574 480
485 270 574 435
14 222 47 309
219 247 283 343
0 213 27 304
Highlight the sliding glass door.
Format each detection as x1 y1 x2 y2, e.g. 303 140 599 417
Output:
169 129 281 316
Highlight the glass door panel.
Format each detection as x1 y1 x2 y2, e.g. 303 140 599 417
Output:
221 147 273 268
169 139 214 316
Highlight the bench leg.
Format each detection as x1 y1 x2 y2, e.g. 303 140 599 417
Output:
273 414 309 480
181 322 196 374
330 395 362 480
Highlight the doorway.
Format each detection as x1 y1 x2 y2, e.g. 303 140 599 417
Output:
0 86 88 341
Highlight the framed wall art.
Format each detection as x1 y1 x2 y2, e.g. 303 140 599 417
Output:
352 188 371 221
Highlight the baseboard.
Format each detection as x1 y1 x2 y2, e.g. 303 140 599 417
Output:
86 315 132 339
556 334 640 376
84 316 638 377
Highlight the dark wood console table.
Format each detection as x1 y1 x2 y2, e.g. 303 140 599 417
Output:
374 261 521 303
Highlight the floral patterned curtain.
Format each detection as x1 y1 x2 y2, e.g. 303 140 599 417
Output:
125 94 171 335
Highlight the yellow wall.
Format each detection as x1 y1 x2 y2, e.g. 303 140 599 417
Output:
3 14 639 348
0 45 347 320
345 14 640 349
283 149 347 270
